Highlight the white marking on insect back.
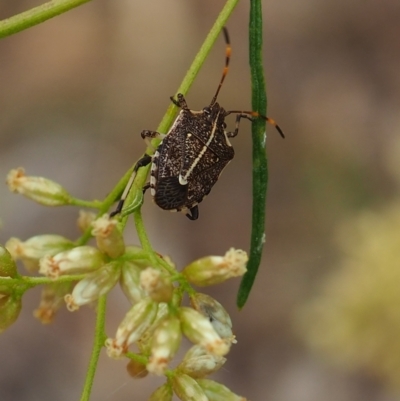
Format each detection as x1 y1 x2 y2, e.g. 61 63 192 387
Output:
180 111 221 182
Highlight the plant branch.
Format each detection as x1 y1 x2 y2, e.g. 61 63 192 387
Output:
0 0 92 39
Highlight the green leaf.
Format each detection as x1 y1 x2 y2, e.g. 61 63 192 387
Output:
237 0 268 309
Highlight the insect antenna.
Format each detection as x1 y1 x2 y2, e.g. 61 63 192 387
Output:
210 27 231 106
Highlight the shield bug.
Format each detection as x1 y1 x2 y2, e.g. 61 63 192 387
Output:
111 27 284 221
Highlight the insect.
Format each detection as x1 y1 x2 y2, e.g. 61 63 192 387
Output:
110 27 284 221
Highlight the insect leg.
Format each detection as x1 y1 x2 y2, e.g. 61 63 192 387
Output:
141 130 165 150
110 154 152 217
186 205 199 221
226 113 254 138
226 110 285 138
170 93 188 109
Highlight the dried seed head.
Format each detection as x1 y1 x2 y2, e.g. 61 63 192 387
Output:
148 383 173 401
105 298 158 359
147 315 182 375
64 261 121 311
178 345 226 378
91 214 125 258
0 293 22 333
6 235 73 273
0 245 17 278
140 267 174 303
196 378 247 401
33 282 72 324
172 373 208 401
126 358 148 379
39 246 105 278
6 167 71 206
178 307 230 356
190 293 234 341
182 248 248 286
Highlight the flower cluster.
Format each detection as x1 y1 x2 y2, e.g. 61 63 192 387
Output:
2 169 249 400
297 202 400 391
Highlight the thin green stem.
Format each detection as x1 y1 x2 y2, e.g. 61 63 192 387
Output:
70 198 103 209
0 0 92 39
80 295 107 401
237 0 267 309
133 210 153 253
0 274 85 289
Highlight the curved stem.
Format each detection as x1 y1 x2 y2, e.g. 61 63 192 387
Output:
0 0 92 39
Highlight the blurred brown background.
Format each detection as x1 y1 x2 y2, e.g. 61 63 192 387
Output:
1 1 400 400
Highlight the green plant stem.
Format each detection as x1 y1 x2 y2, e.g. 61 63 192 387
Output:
70 198 103 209
0 0 92 39
0 274 85 292
80 295 107 401
133 209 153 253
237 0 267 309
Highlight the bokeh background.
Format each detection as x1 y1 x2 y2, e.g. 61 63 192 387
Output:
1 1 400 400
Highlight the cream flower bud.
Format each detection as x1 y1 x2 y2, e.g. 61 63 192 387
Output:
178 345 226 378
140 267 173 303
105 298 158 358
0 293 22 333
6 167 71 206
65 261 121 311
0 245 17 278
182 248 248 286
77 210 96 233
39 246 104 278
6 235 73 272
148 383 173 401
34 282 72 324
178 307 230 356
137 302 169 354
120 261 147 304
126 358 148 379
91 214 125 258
190 293 234 341
172 373 208 401
197 378 246 401
147 315 182 375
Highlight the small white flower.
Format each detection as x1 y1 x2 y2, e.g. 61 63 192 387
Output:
179 307 230 356
182 248 248 286
64 261 121 311
178 345 226 378
172 373 208 401
91 214 125 258
190 293 234 341
105 298 158 358
147 315 182 375
39 246 104 278
197 378 247 401
6 235 73 272
6 167 71 206
140 267 173 303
